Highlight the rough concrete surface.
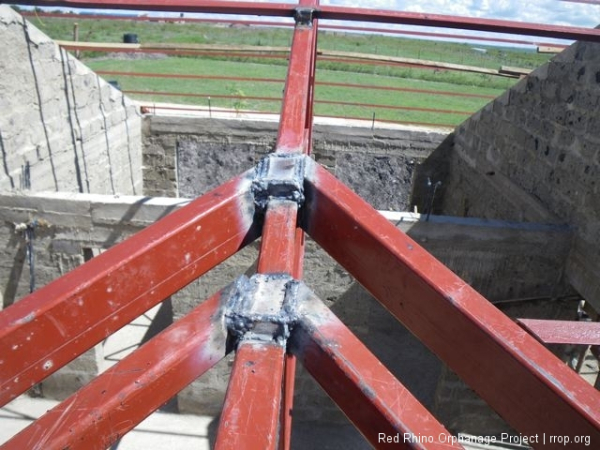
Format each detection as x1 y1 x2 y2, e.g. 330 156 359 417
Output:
414 39 600 435
0 5 142 195
143 116 445 211
425 40 600 312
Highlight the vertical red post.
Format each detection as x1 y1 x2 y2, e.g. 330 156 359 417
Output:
215 1 319 444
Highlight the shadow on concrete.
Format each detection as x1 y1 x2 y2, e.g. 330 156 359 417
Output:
95 74 116 195
63 47 91 193
0 131 15 189
2 233 26 309
410 132 454 216
22 16 58 191
59 48 84 194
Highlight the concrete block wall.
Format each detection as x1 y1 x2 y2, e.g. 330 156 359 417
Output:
142 116 444 211
415 40 600 436
0 5 142 195
428 41 600 310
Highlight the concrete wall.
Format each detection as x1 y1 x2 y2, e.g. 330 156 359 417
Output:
143 116 443 212
416 40 600 311
0 5 142 195
414 40 600 436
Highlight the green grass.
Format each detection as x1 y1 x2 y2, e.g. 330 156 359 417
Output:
27 12 552 126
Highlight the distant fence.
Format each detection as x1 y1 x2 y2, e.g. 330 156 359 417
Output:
22 9 550 128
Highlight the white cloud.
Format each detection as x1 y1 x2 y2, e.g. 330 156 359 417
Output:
322 0 600 28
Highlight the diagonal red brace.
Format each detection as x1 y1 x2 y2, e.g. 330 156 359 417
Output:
1 290 229 450
290 285 463 449
0 172 257 406
303 162 600 447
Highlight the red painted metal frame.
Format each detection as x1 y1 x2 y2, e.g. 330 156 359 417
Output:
96 71 495 99
1 291 229 450
215 2 319 447
291 290 463 449
302 162 600 446
4 2 600 448
518 319 600 345
0 172 257 407
17 0 600 42
214 342 286 450
24 11 572 48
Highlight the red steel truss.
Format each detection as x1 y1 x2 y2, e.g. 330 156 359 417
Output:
2 2 600 449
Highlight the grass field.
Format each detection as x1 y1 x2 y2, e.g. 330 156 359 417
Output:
25 11 554 126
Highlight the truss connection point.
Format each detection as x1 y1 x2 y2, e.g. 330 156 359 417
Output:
224 274 303 347
294 7 316 26
251 153 307 211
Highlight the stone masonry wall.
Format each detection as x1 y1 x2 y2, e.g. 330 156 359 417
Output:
426 41 600 310
0 5 142 195
416 41 600 436
142 116 444 211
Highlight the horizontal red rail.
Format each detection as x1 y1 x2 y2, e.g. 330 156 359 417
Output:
60 45 290 59
518 319 600 345
22 11 569 48
97 70 496 99
317 56 511 76
96 71 285 84
124 90 282 102
17 0 600 42
126 90 474 116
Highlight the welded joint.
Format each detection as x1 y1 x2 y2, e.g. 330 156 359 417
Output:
224 274 302 347
294 7 316 26
251 153 306 211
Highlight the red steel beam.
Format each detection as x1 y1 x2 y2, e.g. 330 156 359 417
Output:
290 288 463 449
24 11 570 47
1 291 228 450
518 319 600 345
214 342 286 450
217 2 319 446
17 0 296 16
97 71 495 99
123 90 282 103
257 200 299 275
276 5 318 153
17 1 600 42
59 45 290 59
96 71 284 84
125 90 473 117
0 172 258 407
274 2 318 447
317 5 600 42
302 162 600 446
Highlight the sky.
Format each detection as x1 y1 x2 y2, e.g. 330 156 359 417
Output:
320 0 600 28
